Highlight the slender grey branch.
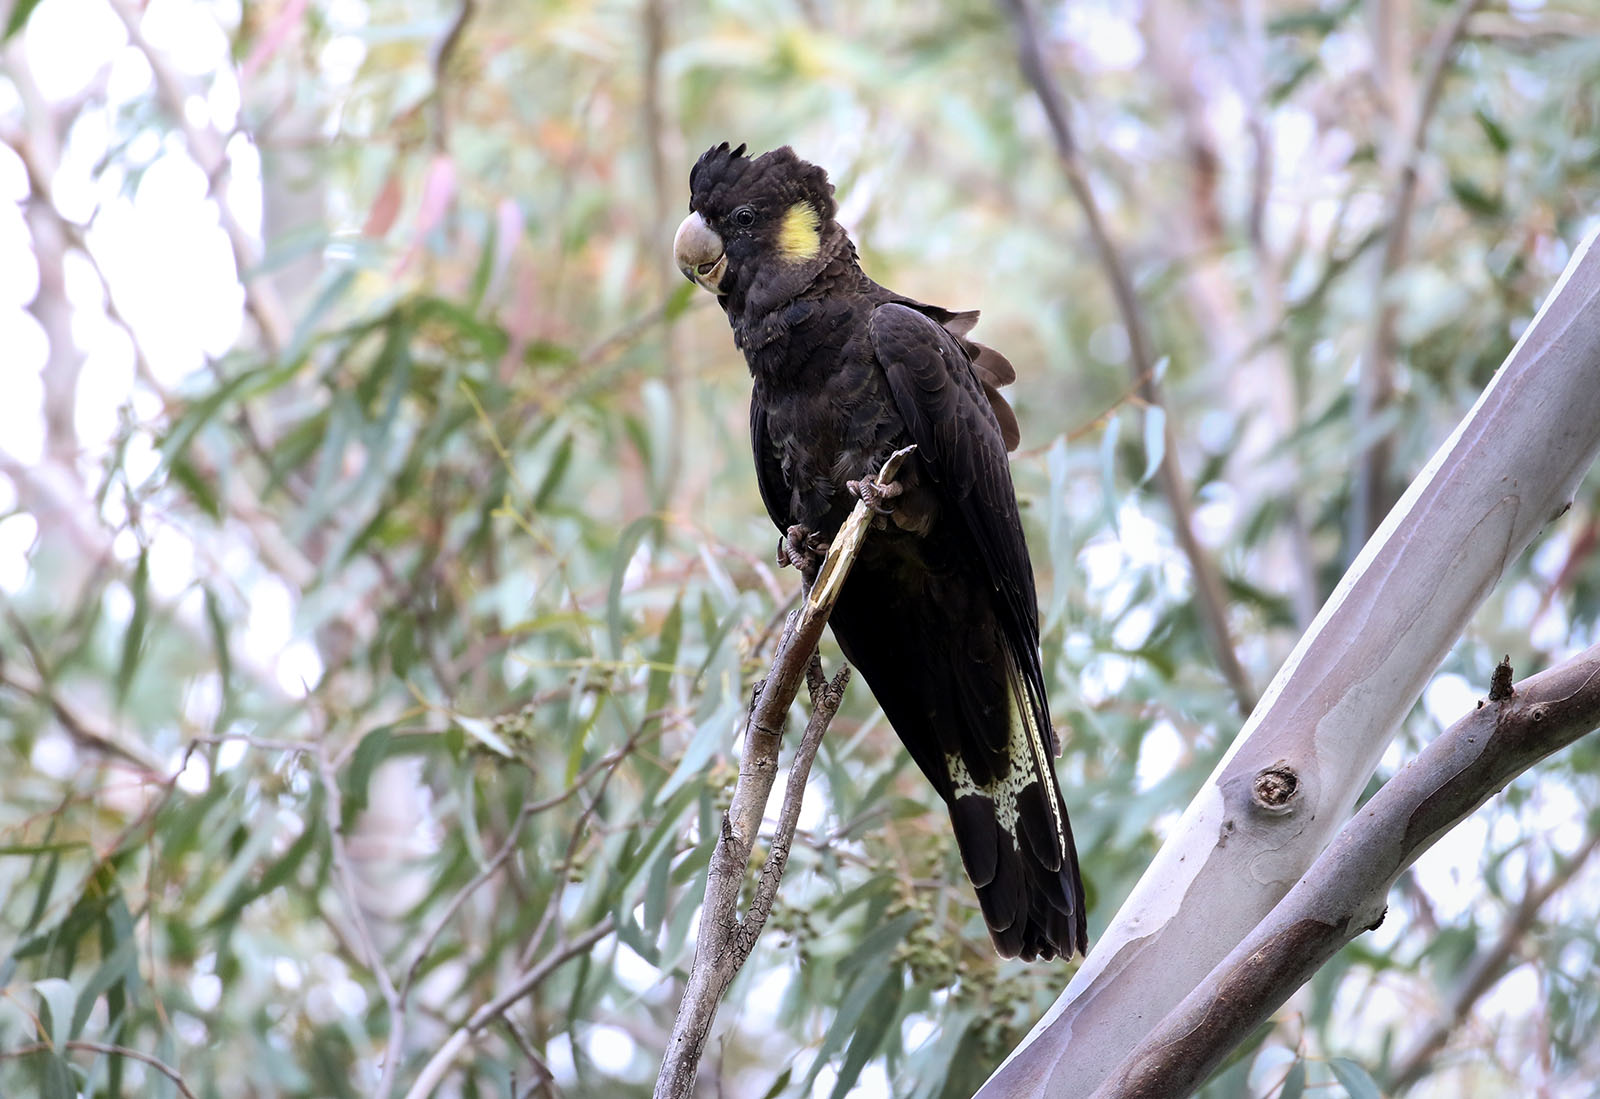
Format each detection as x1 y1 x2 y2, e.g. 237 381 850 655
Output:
999 0 1255 714
517 721 666 817
0 1040 199 1099
1090 645 1600 1099
107 0 291 355
652 446 913 1099
315 742 404 1099
400 916 617 1099
0 653 165 774
401 801 538 994
1350 0 1486 545
516 716 651 972
501 1016 556 1095
469 918 619 1034
740 662 849 959
1387 828 1600 1092
428 0 475 153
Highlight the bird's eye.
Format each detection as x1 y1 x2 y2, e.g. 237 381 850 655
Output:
733 206 756 228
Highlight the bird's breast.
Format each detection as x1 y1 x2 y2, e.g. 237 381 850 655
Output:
744 294 939 538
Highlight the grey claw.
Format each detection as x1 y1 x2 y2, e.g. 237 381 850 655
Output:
778 524 829 573
847 476 903 516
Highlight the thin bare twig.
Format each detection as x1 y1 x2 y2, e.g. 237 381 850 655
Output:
742 660 848 952
517 717 669 817
502 1016 556 1096
0 632 166 774
999 0 1255 714
399 916 617 1099
107 0 291 355
0 1040 199 1099
187 732 318 756
1388 829 1600 1091
316 742 405 1099
516 715 654 972
401 801 538 995
652 446 913 1099
1350 0 1486 546
428 0 476 154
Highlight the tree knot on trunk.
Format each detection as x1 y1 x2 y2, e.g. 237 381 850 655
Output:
1251 764 1301 813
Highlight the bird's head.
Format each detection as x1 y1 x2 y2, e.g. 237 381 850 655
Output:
673 143 841 309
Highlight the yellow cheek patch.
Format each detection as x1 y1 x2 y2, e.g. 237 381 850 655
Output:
776 201 822 261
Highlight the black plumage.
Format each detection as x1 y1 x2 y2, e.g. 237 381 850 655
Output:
674 143 1086 961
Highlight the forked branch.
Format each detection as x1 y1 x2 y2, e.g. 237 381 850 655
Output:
652 446 915 1099
1092 645 1600 1099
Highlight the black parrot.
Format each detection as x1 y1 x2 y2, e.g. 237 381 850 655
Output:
673 143 1086 961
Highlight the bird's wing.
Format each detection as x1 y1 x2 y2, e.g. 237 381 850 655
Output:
892 299 1021 451
868 302 1048 742
868 302 1083 957
749 396 791 530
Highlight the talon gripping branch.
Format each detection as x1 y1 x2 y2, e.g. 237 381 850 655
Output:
674 143 1086 961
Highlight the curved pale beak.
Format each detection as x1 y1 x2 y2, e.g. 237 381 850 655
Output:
673 212 727 293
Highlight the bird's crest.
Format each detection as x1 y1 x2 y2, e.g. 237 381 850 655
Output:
689 142 837 224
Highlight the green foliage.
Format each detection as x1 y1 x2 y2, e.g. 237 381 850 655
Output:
4 0 1600 1096
1 0 45 42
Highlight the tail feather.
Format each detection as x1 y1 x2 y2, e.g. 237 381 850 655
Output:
829 572 1087 961
948 794 1001 885
1016 781 1065 872
969 826 1028 958
943 655 1086 961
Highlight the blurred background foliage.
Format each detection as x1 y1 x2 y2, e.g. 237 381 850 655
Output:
2 0 1600 1095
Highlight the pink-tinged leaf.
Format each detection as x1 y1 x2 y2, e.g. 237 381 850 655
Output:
413 155 457 242
397 155 457 275
363 170 404 238
484 197 523 302
239 0 309 86
498 262 537 382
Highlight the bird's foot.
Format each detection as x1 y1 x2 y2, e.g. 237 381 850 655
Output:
847 475 903 516
777 524 830 574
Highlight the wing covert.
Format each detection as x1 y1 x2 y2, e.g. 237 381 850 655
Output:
869 303 1052 749
749 397 791 531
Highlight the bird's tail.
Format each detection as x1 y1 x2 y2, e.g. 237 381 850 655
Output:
826 582 1086 961
943 656 1087 961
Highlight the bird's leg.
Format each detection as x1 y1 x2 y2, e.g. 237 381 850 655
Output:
777 523 830 578
847 474 904 517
